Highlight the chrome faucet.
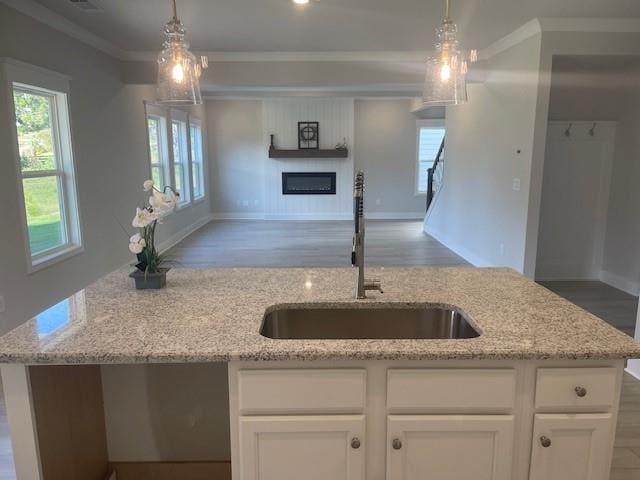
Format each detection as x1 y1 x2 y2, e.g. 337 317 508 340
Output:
352 171 383 299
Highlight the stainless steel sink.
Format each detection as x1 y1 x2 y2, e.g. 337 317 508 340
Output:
260 304 480 340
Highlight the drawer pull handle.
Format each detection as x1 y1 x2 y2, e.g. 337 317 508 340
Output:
351 438 361 449
392 438 403 450
575 386 587 397
540 436 552 448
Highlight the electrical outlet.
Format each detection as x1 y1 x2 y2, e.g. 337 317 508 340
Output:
499 244 505 256
375 198 382 206
512 178 521 191
242 200 249 207
254 200 259 206
0 295 5 313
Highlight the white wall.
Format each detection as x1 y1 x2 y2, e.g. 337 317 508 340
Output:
524 31 640 278
355 99 429 218
207 100 265 218
425 34 542 270
262 97 354 220
207 98 427 220
0 4 212 335
535 122 616 281
533 57 640 294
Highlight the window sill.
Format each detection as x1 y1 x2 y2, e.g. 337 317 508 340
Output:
414 192 428 197
176 201 192 212
28 244 84 275
193 196 207 205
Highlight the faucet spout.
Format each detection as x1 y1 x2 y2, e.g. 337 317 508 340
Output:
352 171 382 299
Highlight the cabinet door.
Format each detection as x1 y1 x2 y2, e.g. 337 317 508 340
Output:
239 415 365 480
387 415 514 480
529 413 614 480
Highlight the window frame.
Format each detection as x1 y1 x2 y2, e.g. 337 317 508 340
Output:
146 112 170 189
415 119 446 196
144 103 207 209
2 59 83 273
169 109 192 208
189 118 206 202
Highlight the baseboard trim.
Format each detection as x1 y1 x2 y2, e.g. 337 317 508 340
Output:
366 212 425 220
599 270 640 296
424 223 493 267
157 213 215 253
212 212 425 221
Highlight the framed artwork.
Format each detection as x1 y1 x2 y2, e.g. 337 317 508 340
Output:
298 121 319 149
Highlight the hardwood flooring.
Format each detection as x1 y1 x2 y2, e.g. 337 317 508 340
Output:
165 219 470 268
0 220 638 479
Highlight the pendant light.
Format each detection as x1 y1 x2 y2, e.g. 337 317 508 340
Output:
156 0 206 105
422 0 475 107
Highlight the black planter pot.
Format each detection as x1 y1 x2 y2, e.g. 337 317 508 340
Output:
129 268 170 290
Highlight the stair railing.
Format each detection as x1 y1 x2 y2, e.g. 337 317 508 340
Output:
426 136 445 211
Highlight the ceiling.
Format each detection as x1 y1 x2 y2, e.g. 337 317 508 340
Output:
27 0 640 53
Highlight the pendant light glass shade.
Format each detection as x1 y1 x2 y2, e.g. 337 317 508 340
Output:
422 1 468 107
157 0 202 106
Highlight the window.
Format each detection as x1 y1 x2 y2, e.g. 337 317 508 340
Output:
416 121 446 194
190 122 205 200
145 105 205 206
5 64 82 271
147 114 169 187
171 118 191 205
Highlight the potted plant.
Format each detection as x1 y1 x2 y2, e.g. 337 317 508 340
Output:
128 180 179 289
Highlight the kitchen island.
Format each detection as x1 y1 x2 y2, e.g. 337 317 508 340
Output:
0 267 639 480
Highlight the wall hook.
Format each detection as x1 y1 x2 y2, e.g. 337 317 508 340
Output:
588 123 596 137
564 123 572 137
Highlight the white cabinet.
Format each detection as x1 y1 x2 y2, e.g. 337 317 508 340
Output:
387 415 515 480
238 415 365 480
529 413 614 480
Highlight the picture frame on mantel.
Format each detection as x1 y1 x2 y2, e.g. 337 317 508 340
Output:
298 121 319 150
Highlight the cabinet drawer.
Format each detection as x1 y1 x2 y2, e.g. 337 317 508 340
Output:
535 368 618 412
387 369 517 413
238 369 366 414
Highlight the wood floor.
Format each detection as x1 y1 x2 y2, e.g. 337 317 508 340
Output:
165 219 470 267
0 220 638 479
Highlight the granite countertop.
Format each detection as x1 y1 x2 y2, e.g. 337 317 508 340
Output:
0 267 639 364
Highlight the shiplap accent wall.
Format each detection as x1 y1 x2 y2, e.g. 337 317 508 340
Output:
262 98 354 219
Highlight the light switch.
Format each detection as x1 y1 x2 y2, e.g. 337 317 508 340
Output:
512 178 521 191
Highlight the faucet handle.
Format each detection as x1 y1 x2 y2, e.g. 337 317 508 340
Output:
364 279 383 293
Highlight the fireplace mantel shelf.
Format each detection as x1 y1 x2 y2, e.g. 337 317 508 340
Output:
269 146 349 159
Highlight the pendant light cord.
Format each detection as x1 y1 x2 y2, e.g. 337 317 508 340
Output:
171 0 178 21
445 0 450 20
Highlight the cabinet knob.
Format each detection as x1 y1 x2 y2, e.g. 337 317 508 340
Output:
575 386 587 397
351 437 361 449
392 438 402 450
540 436 552 448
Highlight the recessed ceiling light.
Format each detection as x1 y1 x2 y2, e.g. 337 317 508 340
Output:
293 0 310 4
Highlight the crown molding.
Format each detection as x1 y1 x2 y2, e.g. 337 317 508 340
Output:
479 19 542 60
0 0 128 60
126 50 431 63
538 17 640 33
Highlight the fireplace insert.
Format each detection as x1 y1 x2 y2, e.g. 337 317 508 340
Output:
282 172 337 195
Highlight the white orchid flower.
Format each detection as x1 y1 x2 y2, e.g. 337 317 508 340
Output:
130 233 142 244
143 180 154 192
129 241 144 254
132 207 154 228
